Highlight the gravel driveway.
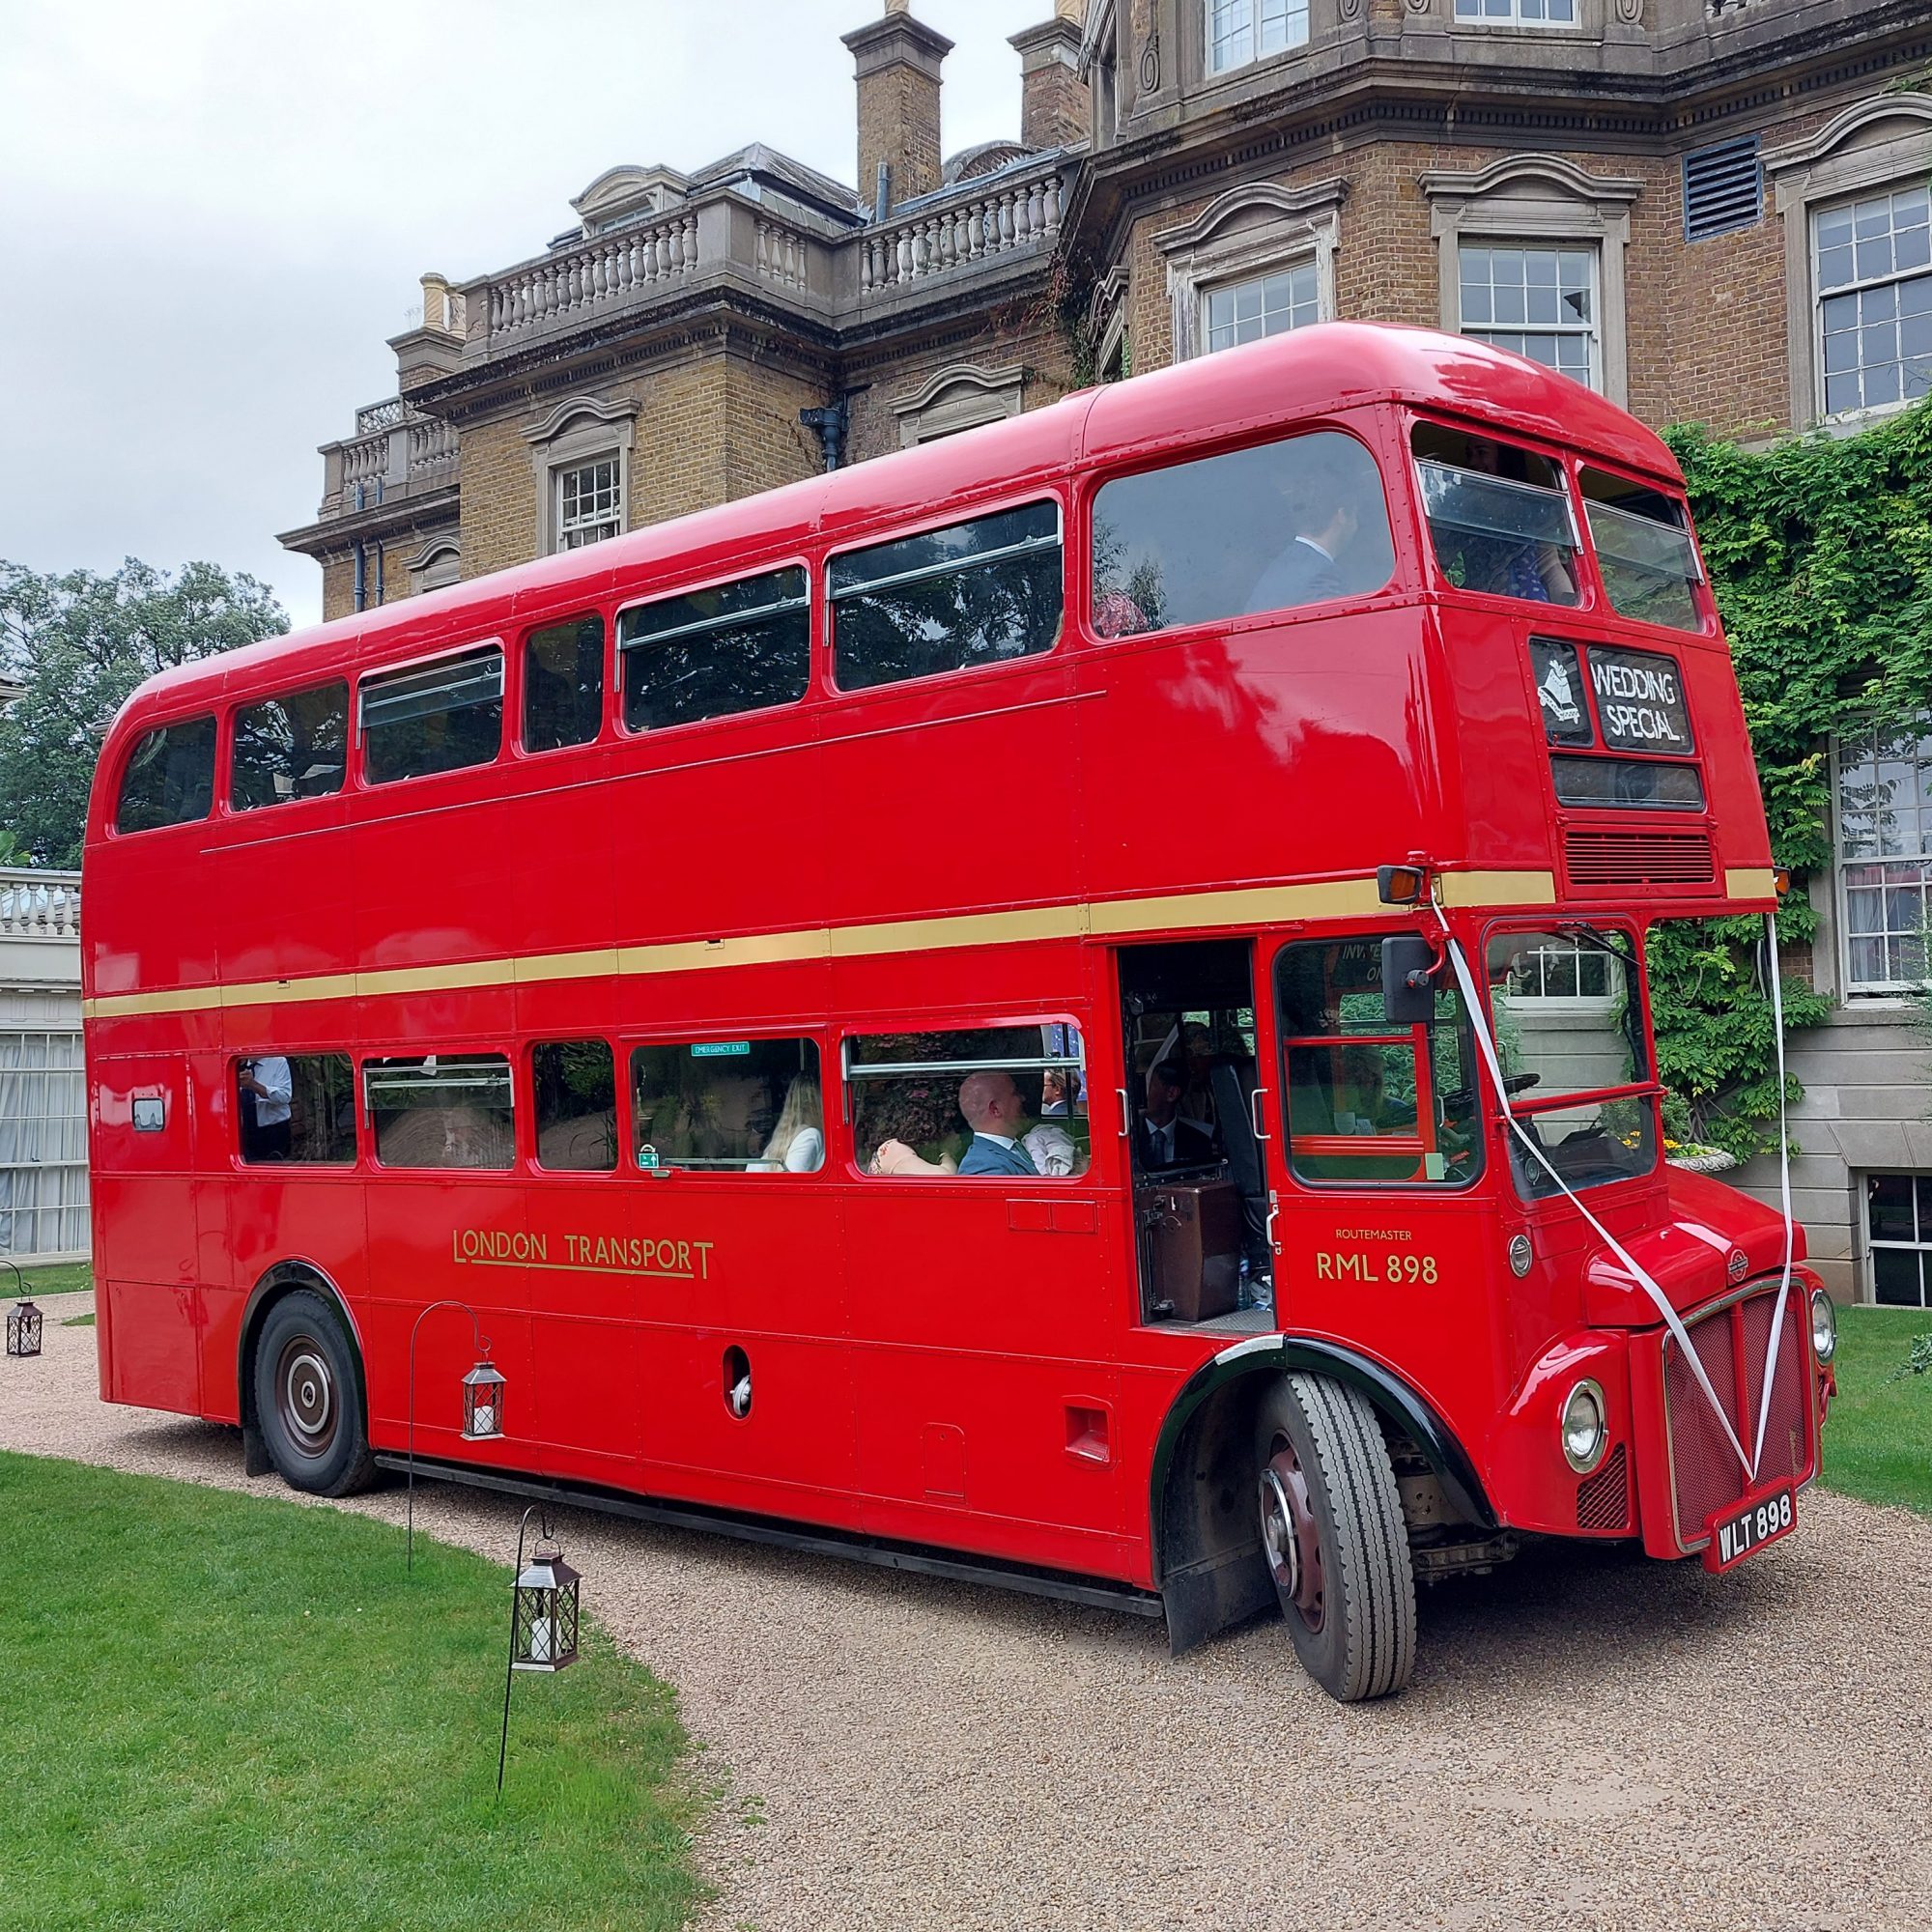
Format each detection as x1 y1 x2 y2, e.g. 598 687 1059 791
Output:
7 1292 1929 1931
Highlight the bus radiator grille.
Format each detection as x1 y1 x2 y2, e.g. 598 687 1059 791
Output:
1662 1286 1812 1550
1575 1443 1629 1531
1563 830 1716 887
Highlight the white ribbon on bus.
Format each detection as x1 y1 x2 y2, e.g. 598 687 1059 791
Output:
1429 898 1796 1484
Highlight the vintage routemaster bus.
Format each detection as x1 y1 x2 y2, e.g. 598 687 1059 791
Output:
85 323 1835 1700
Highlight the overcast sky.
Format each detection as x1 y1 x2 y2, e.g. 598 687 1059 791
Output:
0 0 1050 630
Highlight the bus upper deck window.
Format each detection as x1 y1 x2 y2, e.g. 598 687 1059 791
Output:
618 568 809 733
115 715 215 835
358 646 504 785
523 615 605 753
231 681 349 811
830 503 1063 691
1410 423 1580 607
1577 469 1705 634
1090 430 1394 638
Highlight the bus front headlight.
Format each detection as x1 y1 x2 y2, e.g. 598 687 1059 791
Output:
1810 1288 1837 1365
1561 1379 1607 1474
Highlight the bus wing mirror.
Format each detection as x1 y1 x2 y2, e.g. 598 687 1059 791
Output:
1381 936 1437 1026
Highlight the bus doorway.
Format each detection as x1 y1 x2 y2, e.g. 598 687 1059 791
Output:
1116 941 1275 1331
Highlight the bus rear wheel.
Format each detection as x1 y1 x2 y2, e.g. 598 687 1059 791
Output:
1255 1374 1416 1702
253 1290 375 1498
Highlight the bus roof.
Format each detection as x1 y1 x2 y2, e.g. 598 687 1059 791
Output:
118 323 1682 724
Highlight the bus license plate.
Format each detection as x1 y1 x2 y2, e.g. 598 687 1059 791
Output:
1703 1486 1796 1574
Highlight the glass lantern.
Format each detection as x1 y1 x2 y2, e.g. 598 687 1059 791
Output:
5 1298 42 1358
511 1536 581 1674
462 1359 506 1439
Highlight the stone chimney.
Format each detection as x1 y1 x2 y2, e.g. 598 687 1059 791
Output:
1009 10 1089 153
843 1 953 216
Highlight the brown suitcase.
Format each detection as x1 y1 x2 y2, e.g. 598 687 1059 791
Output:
1140 1179 1242 1321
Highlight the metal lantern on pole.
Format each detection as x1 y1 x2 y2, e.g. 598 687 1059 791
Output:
461 1358 507 1440
5 1296 42 1358
406 1299 506 1570
498 1506 582 1795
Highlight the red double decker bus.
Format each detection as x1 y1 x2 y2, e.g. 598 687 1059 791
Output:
85 324 1834 1699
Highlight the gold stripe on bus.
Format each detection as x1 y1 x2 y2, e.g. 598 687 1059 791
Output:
81 868 1564 1021
1435 870 1557 910
617 929 830 976
1724 867 1778 900
831 903 1088 958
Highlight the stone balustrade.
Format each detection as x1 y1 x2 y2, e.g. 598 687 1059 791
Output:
859 168 1065 298
325 404 459 515
0 871 79 942
483 212 703 337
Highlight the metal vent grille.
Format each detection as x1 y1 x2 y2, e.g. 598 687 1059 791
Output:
1684 137 1763 242
1564 829 1716 886
1576 1444 1630 1532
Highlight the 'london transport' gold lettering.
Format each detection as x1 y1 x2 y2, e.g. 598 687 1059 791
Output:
452 1227 715 1280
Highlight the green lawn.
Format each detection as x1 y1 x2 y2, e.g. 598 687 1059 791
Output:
3 1257 93 1297
0 1453 704 1932
1819 1305 1932 1516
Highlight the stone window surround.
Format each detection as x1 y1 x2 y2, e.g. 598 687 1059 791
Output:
523 395 639 556
1421 154 1640 409
1156 178 1348 364
408 538 462 596
892 362 1027 445
1766 95 1932 434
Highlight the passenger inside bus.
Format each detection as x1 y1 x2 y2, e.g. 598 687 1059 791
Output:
870 1069 1089 1179
1137 1060 1217 1171
631 1039 823 1172
746 1073 825 1173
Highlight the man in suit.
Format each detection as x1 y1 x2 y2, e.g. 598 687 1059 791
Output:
1139 1059 1217 1172
956 1070 1041 1177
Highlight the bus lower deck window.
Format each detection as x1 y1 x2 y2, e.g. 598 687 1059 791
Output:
850 1024 1088 1179
235 1053 355 1164
630 1038 823 1173
364 1055 515 1170
532 1039 617 1172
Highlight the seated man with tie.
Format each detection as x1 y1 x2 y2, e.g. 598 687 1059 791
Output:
955 1069 1043 1177
1139 1060 1217 1172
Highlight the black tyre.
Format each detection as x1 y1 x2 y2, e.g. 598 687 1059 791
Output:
252 1290 375 1497
1255 1373 1416 1701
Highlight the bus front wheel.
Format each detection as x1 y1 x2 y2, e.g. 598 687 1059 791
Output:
252 1291 376 1498
1255 1374 1416 1701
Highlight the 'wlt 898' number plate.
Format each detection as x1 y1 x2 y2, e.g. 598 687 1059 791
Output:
1704 1486 1796 1574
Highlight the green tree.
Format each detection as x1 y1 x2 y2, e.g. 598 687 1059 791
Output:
1653 400 1932 1160
0 559 287 867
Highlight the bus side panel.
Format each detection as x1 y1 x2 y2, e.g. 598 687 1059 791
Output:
636 1176 855 1507
211 1169 371 1429
843 1179 1131 1573
92 1052 203 1413
359 1175 534 1471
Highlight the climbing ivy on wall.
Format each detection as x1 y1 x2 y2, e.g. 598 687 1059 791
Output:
1647 400 1932 1160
